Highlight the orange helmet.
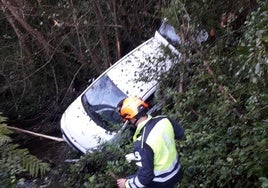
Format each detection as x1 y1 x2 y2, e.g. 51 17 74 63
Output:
118 97 149 121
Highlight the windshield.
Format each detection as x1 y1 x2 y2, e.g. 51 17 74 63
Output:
81 74 127 132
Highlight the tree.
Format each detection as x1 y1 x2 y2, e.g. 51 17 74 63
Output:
0 0 166 123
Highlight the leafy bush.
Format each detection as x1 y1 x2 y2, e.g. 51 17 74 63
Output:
64 130 136 188
159 1 268 187
62 2 267 188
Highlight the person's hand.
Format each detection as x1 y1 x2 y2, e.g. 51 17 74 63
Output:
117 178 127 188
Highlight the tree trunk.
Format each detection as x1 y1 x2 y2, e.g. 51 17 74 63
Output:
0 0 52 59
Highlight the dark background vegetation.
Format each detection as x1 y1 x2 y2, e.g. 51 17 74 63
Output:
0 0 267 187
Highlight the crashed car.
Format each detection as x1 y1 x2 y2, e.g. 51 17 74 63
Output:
60 21 182 154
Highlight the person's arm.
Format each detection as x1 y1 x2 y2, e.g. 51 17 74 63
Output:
168 117 184 140
125 144 155 188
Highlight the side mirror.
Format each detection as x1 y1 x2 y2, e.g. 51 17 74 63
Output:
158 18 181 45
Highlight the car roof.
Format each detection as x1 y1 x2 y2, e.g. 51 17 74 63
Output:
98 31 175 99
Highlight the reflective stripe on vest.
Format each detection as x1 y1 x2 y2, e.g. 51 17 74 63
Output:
153 163 181 182
144 117 179 181
154 156 178 176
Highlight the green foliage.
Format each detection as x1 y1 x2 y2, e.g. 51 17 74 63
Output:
64 130 135 188
0 114 50 187
61 2 268 188
158 1 268 187
1 0 267 187
236 4 268 85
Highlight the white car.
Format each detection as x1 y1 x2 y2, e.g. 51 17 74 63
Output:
60 21 181 154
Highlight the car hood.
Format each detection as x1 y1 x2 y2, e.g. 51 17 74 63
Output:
60 97 116 153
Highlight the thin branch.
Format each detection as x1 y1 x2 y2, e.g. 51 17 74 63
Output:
92 1 112 68
50 65 59 102
18 34 69 82
81 34 102 74
59 64 84 106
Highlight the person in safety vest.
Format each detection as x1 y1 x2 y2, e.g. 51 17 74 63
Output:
116 97 184 188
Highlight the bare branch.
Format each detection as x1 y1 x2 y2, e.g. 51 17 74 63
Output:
92 1 112 68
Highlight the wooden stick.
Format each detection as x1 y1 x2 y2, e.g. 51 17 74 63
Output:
109 171 119 180
5 125 65 142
